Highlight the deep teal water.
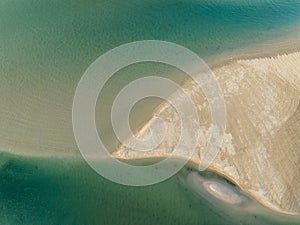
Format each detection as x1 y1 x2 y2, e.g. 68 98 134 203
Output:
1 0 300 66
0 0 300 224
1 153 299 225
0 153 234 225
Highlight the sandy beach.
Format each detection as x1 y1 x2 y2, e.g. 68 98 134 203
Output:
0 47 298 215
1 0 300 224
114 50 300 215
0 49 298 215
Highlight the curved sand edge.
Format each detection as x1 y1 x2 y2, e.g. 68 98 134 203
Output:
114 51 300 215
113 153 299 216
0 48 298 215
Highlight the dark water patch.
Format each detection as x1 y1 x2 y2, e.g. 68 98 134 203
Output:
0 153 233 225
0 153 299 224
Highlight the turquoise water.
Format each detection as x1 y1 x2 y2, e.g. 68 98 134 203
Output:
1 0 300 62
0 152 299 225
0 0 300 224
0 153 234 225
0 0 299 153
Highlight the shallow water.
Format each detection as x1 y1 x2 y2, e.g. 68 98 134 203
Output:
184 170 300 225
0 0 300 154
0 153 299 225
0 153 234 225
0 0 300 224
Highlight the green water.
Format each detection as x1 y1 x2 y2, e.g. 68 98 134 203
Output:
1 152 298 225
0 0 300 224
0 153 232 225
0 0 300 153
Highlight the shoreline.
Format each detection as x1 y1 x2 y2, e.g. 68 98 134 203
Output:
206 30 300 69
114 153 300 217
0 32 299 159
114 49 300 215
127 34 300 141
0 50 299 216
1 147 299 217
0 36 299 217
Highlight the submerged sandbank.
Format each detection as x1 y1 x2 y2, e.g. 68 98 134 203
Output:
187 171 247 205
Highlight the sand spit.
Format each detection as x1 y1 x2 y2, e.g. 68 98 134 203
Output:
114 52 300 215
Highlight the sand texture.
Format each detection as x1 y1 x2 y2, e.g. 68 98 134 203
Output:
114 52 300 215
